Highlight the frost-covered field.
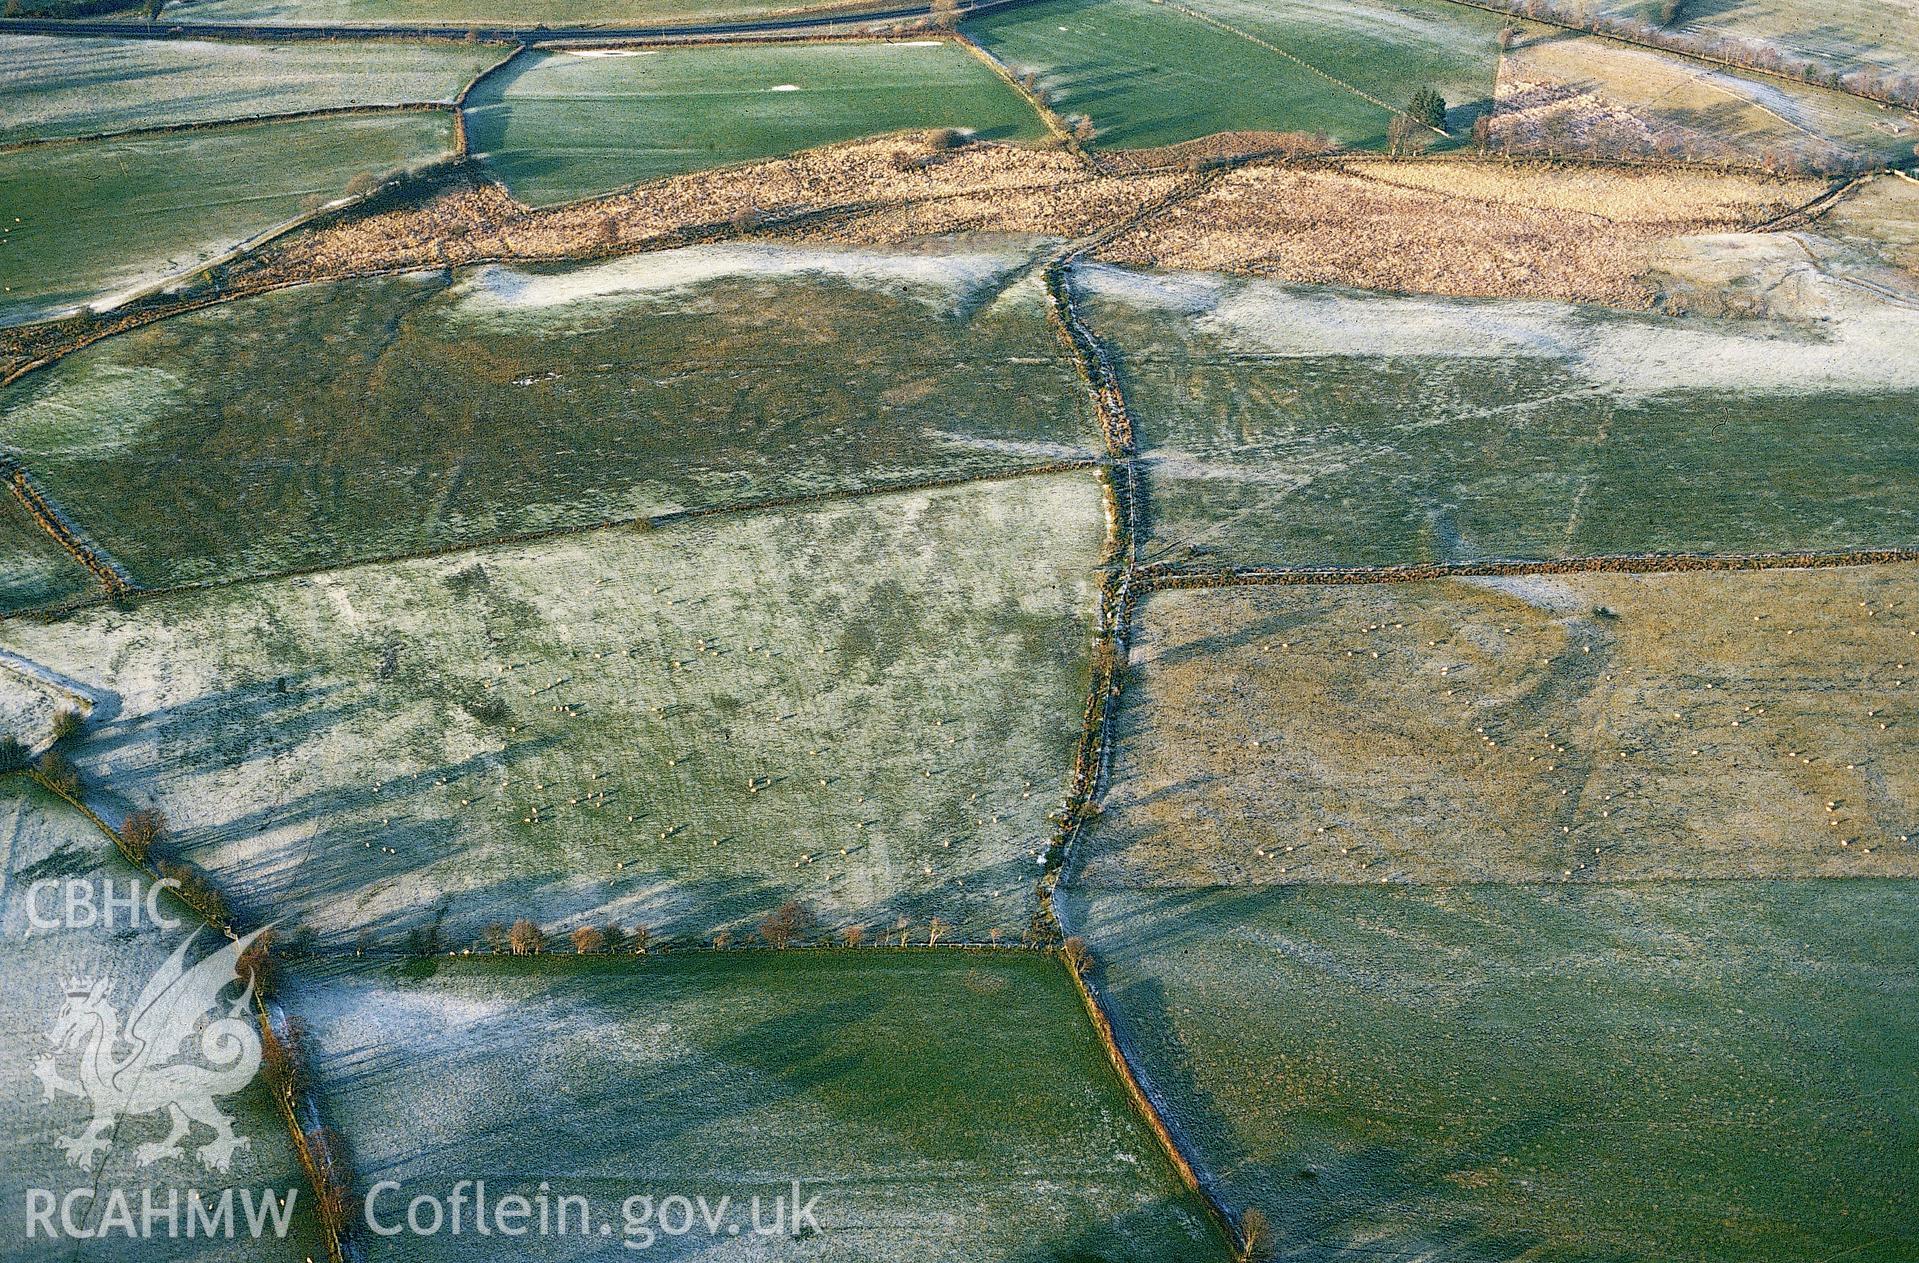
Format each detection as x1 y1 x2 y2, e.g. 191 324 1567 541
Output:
0 111 456 328
0 243 1094 587
0 783 327 1262
1076 567 1919 888
1063 881 1919 1263
158 0 880 26
1080 256 1919 566
283 951 1229 1261
0 475 1104 948
0 494 91 615
1496 31 1919 167
0 34 500 142
465 41 1050 204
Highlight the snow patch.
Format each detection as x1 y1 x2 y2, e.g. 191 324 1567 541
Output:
452 244 1026 319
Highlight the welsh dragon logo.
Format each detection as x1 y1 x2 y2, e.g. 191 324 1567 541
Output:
34 926 268 1173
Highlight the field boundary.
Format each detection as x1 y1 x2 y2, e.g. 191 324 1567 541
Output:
450 40 525 156
0 101 452 155
1031 220 1250 1257
1140 547 1919 590
0 457 131 599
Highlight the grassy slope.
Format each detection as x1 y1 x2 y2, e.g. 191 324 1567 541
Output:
0 246 1094 589
1079 265 1919 567
0 782 327 1262
1076 571 1919 888
285 951 1230 1261
1065 881 1919 1263
0 475 1104 949
0 111 455 328
965 0 1507 150
0 34 500 142
466 42 1049 205
0 492 93 615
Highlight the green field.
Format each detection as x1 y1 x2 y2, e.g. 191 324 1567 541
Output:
0 475 1104 949
0 492 92 614
1079 262 1919 566
1077 570 1919 889
0 781 327 1262
0 244 1093 588
0 34 499 142
465 41 1049 204
283 950 1228 1261
1064 882 1919 1263
154 0 887 26
966 0 1509 150
0 111 455 327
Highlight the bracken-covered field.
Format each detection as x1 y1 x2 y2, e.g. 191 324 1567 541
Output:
285 950 1230 1261
1076 568 1919 888
0 475 1105 948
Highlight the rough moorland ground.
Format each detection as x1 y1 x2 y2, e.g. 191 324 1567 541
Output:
0 243 1095 589
1075 568 1919 888
1063 881 1919 1263
283 951 1231 1261
466 41 1050 205
1094 160 1819 306
0 475 1106 949
1079 258 1919 567
0 782 328 1262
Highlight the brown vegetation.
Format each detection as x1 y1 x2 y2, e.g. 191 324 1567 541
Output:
1096 159 1821 307
507 918 544 955
758 899 813 948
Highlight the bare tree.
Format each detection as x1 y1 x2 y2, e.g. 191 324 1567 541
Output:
121 808 167 862
630 924 653 955
839 925 865 948
927 916 950 947
570 926 607 954
759 900 813 949
1060 936 1092 975
508 919 544 956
